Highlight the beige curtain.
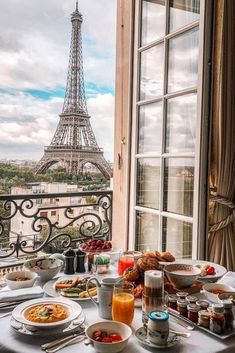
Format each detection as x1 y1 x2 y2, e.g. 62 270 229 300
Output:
208 0 235 270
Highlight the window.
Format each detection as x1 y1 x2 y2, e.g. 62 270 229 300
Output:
40 211 48 217
130 0 207 259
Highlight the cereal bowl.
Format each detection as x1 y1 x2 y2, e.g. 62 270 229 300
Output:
24 256 63 281
164 264 201 288
86 321 132 353
5 270 38 290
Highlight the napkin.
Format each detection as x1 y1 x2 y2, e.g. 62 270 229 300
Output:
217 271 235 288
0 286 44 302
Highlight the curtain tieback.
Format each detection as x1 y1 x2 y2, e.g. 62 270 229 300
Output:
209 193 235 233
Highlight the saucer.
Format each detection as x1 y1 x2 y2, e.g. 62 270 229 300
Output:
135 326 180 349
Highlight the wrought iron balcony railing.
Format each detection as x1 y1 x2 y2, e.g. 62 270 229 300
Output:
0 190 112 260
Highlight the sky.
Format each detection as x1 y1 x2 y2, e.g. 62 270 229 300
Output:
0 0 116 162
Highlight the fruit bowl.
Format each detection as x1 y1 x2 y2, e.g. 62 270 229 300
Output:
80 239 112 254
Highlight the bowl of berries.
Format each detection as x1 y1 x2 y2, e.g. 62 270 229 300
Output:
80 239 112 253
86 320 132 353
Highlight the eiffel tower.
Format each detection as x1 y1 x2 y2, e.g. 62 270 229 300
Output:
35 1 112 179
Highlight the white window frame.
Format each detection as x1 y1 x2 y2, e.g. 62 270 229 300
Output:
128 0 212 259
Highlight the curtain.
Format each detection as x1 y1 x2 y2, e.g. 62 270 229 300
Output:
208 0 235 270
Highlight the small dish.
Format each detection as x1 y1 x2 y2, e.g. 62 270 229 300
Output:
202 283 235 303
12 297 82 330
5 270 38 290
24 256 63 281
85 321 132 353
135 326 180 349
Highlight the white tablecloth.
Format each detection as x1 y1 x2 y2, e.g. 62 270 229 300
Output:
0 274 235 352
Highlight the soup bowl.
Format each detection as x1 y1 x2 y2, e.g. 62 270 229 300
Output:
164 263 201 288
24 256 63 281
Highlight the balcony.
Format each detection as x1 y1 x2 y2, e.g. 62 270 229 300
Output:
0 190 112 273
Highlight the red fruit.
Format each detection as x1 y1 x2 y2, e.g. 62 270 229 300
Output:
93 330 102 338
109 334 122 342
91 241 96 246
102 337 112 343
96 240 102 246
88 240 93 245
83 246 88 251
95 336 102 342
96 247 101 251
89 246 95 251
107 241 112 248
101 331 108 338
102 245 107 250
206 266 215 275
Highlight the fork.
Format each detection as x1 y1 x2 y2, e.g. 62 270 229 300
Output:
0 311 12 319
45 335 86 353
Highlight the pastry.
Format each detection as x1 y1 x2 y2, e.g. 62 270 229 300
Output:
155 251 164 261
123 267 140 282
160 251 175 262
134 283 144 299
137 256 161 272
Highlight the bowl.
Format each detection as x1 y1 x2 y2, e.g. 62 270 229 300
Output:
24 256 63 281
85 321 132 353
164 263 201 288
12 297 82 331
5 270 38 290
202 283 235 303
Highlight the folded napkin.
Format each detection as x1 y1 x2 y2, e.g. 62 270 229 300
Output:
217 271 235 288
0 286 44 302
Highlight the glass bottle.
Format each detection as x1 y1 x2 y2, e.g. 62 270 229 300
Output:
223 300 234 331
63 248 75 274
209 304 225 334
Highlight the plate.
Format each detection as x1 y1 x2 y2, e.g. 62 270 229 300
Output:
12 297 82 329
10 311 85 336
43 276 97 302
135 326 180 349
160 259 227 281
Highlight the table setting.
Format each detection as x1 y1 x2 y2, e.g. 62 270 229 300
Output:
0 243 235 353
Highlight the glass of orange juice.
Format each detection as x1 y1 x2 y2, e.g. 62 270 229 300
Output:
112 281 134 326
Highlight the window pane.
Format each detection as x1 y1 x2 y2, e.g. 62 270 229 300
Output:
163 217 192 258
138 102 162 154
137 158 160 210
136 211 159 251
166 94 197 153
140 44 164 100
168 28 199 92
164 158 194 217
170 0 200 32
141 0 165 46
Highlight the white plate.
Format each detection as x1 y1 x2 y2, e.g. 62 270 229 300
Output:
160 259 227 281
135 327 180 349
12 297 82 329
43 276 97 301
10 311 85 336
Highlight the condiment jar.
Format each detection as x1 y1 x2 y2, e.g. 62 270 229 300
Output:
177 299 188 317
223 300 234 331
196 299 210 310
187 304 200 323
186 295 198 304
147 310 169 346
176 291 189 299
198 310 211 328
63 248 75 274
168 295 178 310
209 304 225 334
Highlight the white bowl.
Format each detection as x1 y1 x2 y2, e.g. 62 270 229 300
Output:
164 263 201 288
86 321 132 353
12 297 82 331
24 256 63 281
202 283 235 303
5 270 38 290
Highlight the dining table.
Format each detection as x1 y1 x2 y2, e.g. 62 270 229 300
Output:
0 267 235 353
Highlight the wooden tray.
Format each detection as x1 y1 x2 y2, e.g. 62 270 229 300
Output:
164 280 204 294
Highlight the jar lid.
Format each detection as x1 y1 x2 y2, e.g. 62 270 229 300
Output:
168 294 178 302
196 300 210 308
177 299 188 307
222 300 233 309
148 310 169 321
212 304 224 313
176 292 189 298
187 304 200 312
198 310 211 318
186 296 198 303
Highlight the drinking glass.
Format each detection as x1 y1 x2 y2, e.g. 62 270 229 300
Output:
142 291 168 326
112 281 135 326
117 253 134 275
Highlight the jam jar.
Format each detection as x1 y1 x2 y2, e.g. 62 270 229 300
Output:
209 304 225 334
168 295 178 310
186 296 198 304
187 304 200 323
198 310 211 328
177 299 188 317
147 310 169 346
196 299 210 310
223 300 234 331
176 292 189 300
